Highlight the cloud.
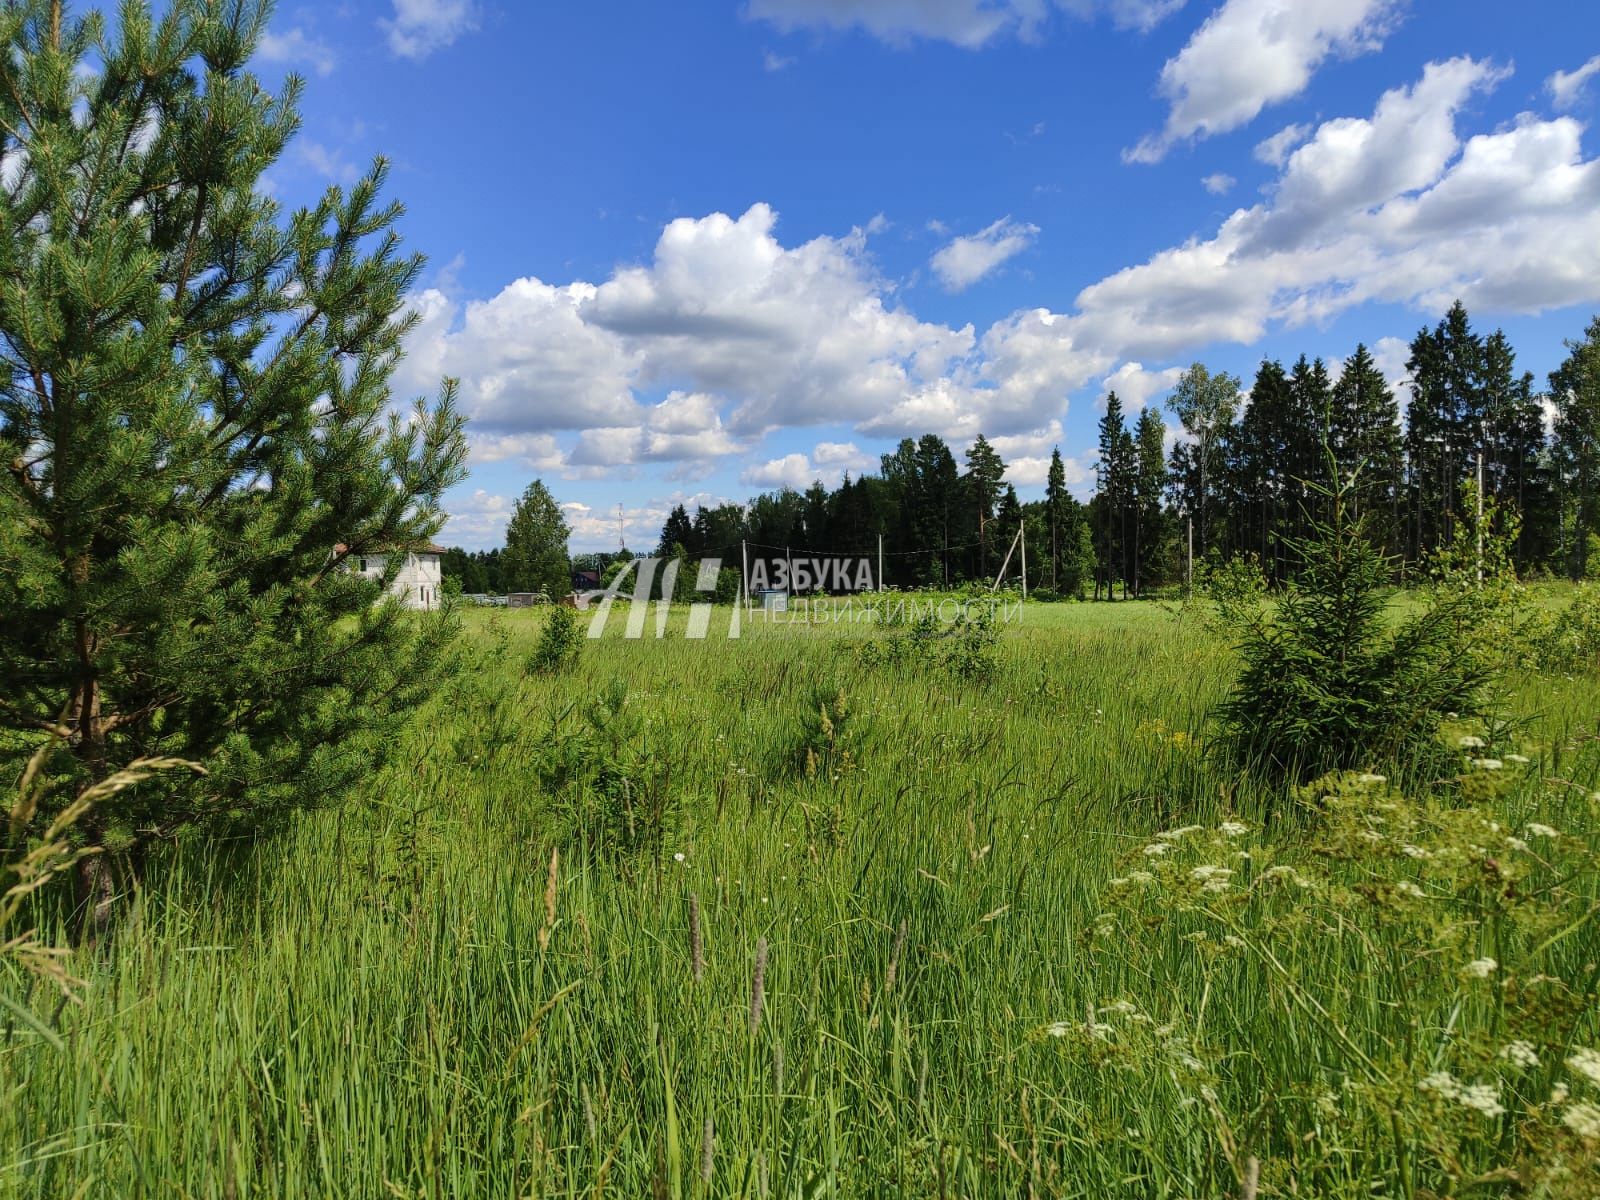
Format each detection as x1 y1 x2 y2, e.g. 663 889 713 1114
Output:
1127 0 1403 163
745 0 1184 48
298 140 359 184
404 61 1600 486
1548 55 1600 110
740 441 875 490
763 49 795 71
1370 336 1411 400
439 489 513 548
258 27 337 75
1100 361 1185 409
1254 121 1312 166
741 453 817 490
1201 172 1236 194
383 0 478 60
930 217 1039 291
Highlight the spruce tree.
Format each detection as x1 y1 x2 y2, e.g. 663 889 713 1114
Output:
0 0 466 910
964 433 1006 579
1045 447 1067 589
1133 407 1168 594
1551 317 1600 578
1330 344 1403 558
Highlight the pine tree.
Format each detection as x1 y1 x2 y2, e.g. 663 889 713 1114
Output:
505 480 572 596
0 0 467 914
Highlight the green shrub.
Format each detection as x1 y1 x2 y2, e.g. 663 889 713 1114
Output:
528 605 583 674
1217 475 1505 786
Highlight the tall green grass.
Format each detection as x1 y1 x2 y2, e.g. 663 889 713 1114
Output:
2 600 1597 1196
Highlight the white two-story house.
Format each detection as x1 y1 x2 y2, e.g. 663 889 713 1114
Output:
341 544 447 611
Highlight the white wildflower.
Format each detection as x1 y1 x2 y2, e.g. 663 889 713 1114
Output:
1421 1071 1461 1099
1044 1021 1071 1038
1458 735 1486 749
1500 1041 1540 1069
1156 825 1203 841
1201 878 1230 893
673 852 687 863
1189 865 1233 882
1552 1082 1571 1104
1142 843 1171 857
1463 957 1498 979
1563 1103 1600 1140
1100 1000 1137 1015
1506 753 1530 764
1357 773 1387 785
1526 823 1559 839
1395 881 1425 898
1458 1083 1505 1117
1359 829 1385 843
1504 836 1529 852
1474 758 1504 770
1218 821 1248 837
1402 844 1431 859
1568 1047 1600 1088
1128 870 1155 884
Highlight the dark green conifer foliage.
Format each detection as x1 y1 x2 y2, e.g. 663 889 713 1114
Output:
1218 467 1495 787
0 1 467 889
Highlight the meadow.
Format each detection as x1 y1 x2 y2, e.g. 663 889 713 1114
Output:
2 596 1599 1198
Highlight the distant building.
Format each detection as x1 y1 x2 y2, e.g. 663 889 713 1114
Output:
571 568 602 591
340 543 447 611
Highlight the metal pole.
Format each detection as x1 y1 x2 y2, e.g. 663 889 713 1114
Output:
878 532 884 592
1476 443 1484 586
741 538 749 614
1187 517 1194 597
1019 521 1028 600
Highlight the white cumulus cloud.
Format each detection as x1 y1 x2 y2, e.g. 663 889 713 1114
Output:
930 217 1040 291
1127 0 1404 163
383 0 478 60
258 27 337 76
1548 55 1600 110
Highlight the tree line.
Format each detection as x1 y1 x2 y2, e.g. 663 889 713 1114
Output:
447 301 1600 599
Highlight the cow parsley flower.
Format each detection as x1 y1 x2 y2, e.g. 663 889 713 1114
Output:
1357 773 1387 785
1156 825 1203 841
1142 843 1170 856
1218 821 1248 837
1562 1103 1600 1140
1458 1083 1505 1117
1474 758 1504 770
1401 844 1431 859
1463 957 1498 979
1526 823 1559 839
1395 881 1425 898
1458 735 1486 749
1569 1047 1600 1088
1189 865 1233 882
1505 753 1530 764
1421 1071 1460 1098
1499 1041 1539 1069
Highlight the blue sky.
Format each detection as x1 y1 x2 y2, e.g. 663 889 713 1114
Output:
252 0 1600 550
